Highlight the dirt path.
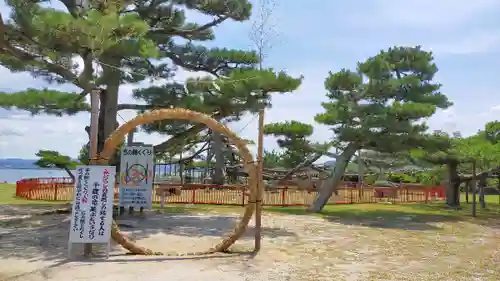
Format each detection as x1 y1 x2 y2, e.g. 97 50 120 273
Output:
0 205 499 281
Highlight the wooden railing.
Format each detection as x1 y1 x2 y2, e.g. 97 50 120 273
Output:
15 177 446 206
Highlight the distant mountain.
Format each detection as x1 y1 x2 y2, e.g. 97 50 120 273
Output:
323 160 336 167
0 158 39 169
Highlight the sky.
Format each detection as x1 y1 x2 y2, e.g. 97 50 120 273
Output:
0 0 500 159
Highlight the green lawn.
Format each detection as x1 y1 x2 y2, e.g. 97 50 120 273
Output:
0 183 70 205
267 193 500 225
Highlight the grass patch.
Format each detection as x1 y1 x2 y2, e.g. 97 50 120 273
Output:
0 183 70 205
266 194 500 227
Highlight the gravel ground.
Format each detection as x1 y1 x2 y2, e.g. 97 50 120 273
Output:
0 205 499 281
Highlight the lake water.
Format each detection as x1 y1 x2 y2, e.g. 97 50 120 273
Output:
0 165 201 183
0 168 70 183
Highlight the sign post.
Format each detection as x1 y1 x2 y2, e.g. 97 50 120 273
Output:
118 145 154 211
68 165 115 259
84 87 101 257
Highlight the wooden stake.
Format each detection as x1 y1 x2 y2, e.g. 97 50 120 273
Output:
254 108 264 253
472 160 477 217
84 88 100 257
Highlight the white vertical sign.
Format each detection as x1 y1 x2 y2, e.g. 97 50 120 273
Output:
68 166 115 244
118 145 154 209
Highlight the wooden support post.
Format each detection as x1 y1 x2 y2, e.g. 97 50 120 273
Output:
127 128 136 145
472 160 477 217
254 108 264 253
84 88 101 257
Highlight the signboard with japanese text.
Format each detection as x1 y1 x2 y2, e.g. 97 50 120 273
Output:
118 145 154 209
68 166 115 244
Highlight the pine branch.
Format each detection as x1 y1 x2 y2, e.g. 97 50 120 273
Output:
0 14 95 93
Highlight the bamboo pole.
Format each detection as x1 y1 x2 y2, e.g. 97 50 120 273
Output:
254 108 265 253
84 88 101 257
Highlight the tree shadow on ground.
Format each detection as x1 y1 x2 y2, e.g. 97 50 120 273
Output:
323 210 458 231
0 208 295 264
118 212 296 239
267 205 460 231
409 202 500 229
0 204 71 217
267 202 500 230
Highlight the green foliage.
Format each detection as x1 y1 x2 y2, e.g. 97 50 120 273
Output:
0 1 302 154
454 134 500 165
414 169 444 185
357 150 413 172
315 46 451 153
413 125 500 170
0 89 90 116
263 149 284 168
409 130 461 165
138 69 302 135
78 144 90 165
484 121 500 144
387 173 416 183
34 150 79 179
34 150 79 169
264 120 315 168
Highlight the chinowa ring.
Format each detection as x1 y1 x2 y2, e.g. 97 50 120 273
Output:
120 163 153 187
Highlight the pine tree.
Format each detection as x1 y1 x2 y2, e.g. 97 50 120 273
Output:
263 120 315 168
309 46 451 212
0 1 301 161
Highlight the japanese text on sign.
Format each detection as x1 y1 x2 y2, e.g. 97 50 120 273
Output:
118 145 154 209
123 147 153 156
68 166 115 244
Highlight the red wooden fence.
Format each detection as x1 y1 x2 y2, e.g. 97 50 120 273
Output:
15 177 447 206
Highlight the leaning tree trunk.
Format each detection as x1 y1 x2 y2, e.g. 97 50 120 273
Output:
445 161 460 208
308 143 359 212
64 168 75 182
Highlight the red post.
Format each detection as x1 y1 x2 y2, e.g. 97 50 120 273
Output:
425 190 429 203
191 188 196 204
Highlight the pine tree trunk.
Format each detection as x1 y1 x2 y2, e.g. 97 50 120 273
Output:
212 131 225 185
445 161 460 208
479 174 487 209
308 143 358 212
98 58 121 172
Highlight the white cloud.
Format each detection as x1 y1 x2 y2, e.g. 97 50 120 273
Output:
428 31 500 55
304 0 500 57
0 112 88 158
427 105 500 137
359 0 500 29
489 104 500 112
